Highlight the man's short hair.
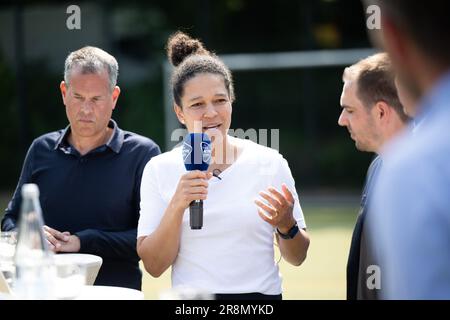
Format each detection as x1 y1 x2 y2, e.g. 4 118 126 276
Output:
64 46 118 91
343 52 408 122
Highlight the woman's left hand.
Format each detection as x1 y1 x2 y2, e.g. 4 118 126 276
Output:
255 183 297 233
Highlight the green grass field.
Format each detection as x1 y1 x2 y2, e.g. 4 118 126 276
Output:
1 192 358 300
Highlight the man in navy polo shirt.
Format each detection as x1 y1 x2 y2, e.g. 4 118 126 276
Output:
1 46 161 290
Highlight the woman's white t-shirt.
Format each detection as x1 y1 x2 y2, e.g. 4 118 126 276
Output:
138 137 306 295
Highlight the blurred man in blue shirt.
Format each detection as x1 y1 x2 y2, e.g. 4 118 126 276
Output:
365 0 450 299
1 46 161 290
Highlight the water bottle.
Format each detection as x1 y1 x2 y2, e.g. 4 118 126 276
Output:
13 183 56 299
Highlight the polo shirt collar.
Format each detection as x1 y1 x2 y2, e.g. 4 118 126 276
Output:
54 119 124 154
106 119 124 153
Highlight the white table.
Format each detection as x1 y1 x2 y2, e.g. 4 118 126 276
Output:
74 285 144 300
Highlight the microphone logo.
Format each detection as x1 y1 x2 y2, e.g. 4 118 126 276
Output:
201 142 212 164
182 133 211 170
182 142 193 163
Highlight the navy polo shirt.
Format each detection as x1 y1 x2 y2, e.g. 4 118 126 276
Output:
1 119 161 290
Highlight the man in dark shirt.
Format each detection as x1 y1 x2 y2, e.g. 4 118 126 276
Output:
1 46 160 290
338 53 410 299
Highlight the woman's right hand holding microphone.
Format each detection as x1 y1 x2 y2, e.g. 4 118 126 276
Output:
170 170 213 213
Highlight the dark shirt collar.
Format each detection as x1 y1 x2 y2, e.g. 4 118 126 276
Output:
106 119 124 153
54 119 124 154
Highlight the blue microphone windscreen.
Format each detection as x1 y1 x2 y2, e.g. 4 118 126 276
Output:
182 133 211 171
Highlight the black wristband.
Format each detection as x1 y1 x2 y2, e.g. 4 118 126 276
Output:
277 222 299 240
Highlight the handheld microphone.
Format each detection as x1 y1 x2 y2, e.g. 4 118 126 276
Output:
182 133 211 230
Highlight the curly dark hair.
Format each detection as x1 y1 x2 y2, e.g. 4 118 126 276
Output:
166 31 235 107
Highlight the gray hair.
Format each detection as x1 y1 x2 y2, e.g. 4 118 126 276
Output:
64 46 119 91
